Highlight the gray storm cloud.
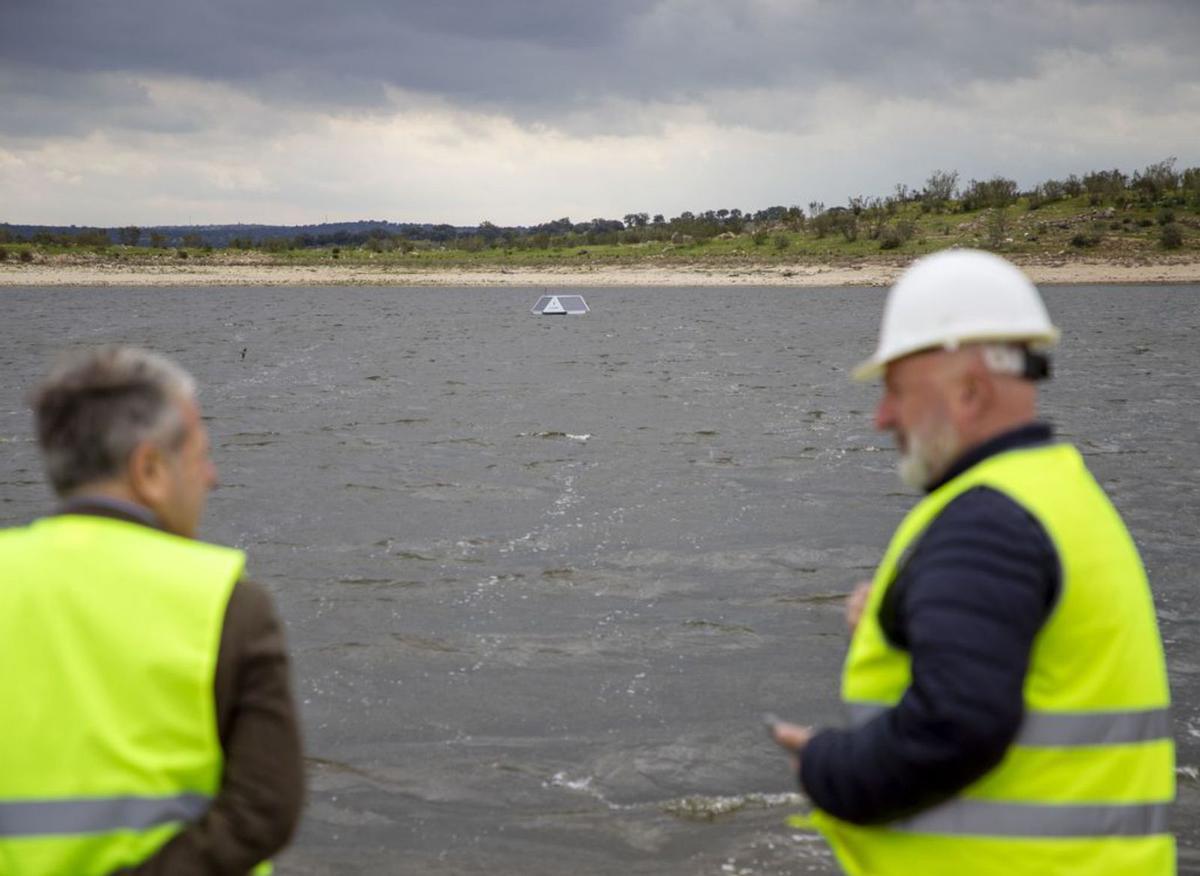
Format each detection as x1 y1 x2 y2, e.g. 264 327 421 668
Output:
3 0 1198 133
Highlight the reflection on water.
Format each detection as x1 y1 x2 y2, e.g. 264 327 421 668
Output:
1 284 1197 874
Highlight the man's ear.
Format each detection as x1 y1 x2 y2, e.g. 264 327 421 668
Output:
958 359 994 416
127 440 170 507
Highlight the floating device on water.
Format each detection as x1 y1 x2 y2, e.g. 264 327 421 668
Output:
531 294 589 315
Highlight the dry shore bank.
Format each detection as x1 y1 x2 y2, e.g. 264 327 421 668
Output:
3 258 1200 288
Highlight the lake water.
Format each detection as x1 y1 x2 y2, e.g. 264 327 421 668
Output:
1 284 1197 874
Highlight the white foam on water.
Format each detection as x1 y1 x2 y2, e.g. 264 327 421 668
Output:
545 771 594 793
543 771 619 809
550 474 579 517
543 774 809 823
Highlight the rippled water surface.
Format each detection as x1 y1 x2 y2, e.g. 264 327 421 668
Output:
1 284 1197 874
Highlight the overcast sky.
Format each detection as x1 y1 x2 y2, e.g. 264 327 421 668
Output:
2 0 1198 226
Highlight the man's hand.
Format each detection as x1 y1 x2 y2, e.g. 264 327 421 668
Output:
771 720 815 775
845 580 872 633
772 721 814 752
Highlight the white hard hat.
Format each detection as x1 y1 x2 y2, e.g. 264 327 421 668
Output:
853 249 1060 381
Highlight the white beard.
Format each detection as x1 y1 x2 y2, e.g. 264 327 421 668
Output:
898 448 932 491
897 420 960 491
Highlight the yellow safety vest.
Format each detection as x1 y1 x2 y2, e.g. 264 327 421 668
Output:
0 514 243 875
808 443 1174 875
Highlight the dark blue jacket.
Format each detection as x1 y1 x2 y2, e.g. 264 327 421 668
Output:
799 423 1060 824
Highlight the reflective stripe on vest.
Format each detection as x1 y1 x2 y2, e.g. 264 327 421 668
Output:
0 794 210 837
891 800 1169 838
847 703 1172 746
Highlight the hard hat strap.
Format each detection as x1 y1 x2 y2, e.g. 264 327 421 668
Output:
981 344 1052 382
1023 350 1052 381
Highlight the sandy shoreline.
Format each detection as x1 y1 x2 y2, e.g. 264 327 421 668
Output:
3 259 1200 288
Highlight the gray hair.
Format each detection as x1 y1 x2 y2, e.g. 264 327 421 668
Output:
31 346 197 496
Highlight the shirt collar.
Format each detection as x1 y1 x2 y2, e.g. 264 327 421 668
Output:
55 495 163 530
926 421 1055 493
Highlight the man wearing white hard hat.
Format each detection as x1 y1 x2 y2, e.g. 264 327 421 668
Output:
772 250 1173 874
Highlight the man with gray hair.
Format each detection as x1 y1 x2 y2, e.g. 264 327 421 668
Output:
0 347 304 874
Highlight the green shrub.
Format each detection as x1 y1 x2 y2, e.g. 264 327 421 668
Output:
879 228 903 250
1156 208 1176 226
879 219 916 250
1028 179 1066 210
960 176 1019 210
1160 223 1183 249
827 211 858 242
19 249 34 263
810 211 834 238
1082 169 1126 200
986 208 1012 248
0 247 7 261
922 169 958 211
773 233 790 251
1133 158 1179 202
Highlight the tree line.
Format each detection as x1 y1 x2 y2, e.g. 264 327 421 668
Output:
1 158 1196 256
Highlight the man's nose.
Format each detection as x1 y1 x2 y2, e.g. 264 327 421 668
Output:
874 393 896 431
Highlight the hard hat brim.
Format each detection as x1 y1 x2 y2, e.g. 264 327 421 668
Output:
851 355 887 382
